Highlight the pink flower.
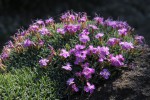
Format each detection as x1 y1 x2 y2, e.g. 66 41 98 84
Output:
82 67 95 79
7 41 14 48
71 84 79 92
107 38 120 46
67 78 75 85
68 14 76 21
94 17 104 25
74 57 85 65
95 33 104 39
118 28 128 36
62 63 72 71
38 40 44 46
75 44 85 50
23 39 34 47
74 50 88 65
79 34 90 44
35 20 44 26
60 12 77 21
87 45 97 54
120 42 134 50
135 36 144 44
105 20 130 29
1 52 9 60
78 16 87 23
39 58 49 67
45 17 54 25
100 69 110 79
38 27 50 35
105 20 118 28
64 24 80 33
109 54 124 67
81 62 90 68
60 13 68 21
84 82 95 94
57 28 66 35
59 49 70 58
98 58 104 63
75 50 87 60
67 78 79 92
80 29 90 35
29 24 39 32
89 25 99 30
97 46 110 57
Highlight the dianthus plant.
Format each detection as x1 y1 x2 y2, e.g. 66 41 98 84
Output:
0 11 144 96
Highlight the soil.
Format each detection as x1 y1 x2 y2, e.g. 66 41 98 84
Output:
70 45 150 100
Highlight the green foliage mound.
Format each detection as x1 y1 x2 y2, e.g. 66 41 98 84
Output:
0 12 145 99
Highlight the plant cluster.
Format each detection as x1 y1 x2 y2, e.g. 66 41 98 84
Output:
0 11 144 98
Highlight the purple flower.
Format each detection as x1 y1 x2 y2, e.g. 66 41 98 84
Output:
69 48 76 55
107 38 120 46
59 49 70 58
0 47 11 60
118 28 128 36
66 78 79 92
29 24 39 32
89 25 99 30
95 33 104 39
39 58 49 67
100 69 110 79
74 50 88 65
1 52 9 60
78 16 87 23
105 19 130 29
98 58 104 63
45 17 54 25
75 50 87 60
57 28 66 35
60 12 77 22
7 41 14 48
62 63 72 71
81 62 90 68
38 40 44 46
82 67 95 79
109 54 124 67
35 20 45 26
64 24 80 33
38 27 50 35
105 20 118 28
84 82 95 94
97 46 110 57
23 39 34 47
94 17 104 25
70 45 86 56
60 13 68 21
120 42 134 50
87 45 97 55
75 44 85 50
20 31 28 36
79 29 90 36
135 36 144 44
79 34 90 44
71 84 79 92
74 57 85 65
69 14 76 21
67 78 75 85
